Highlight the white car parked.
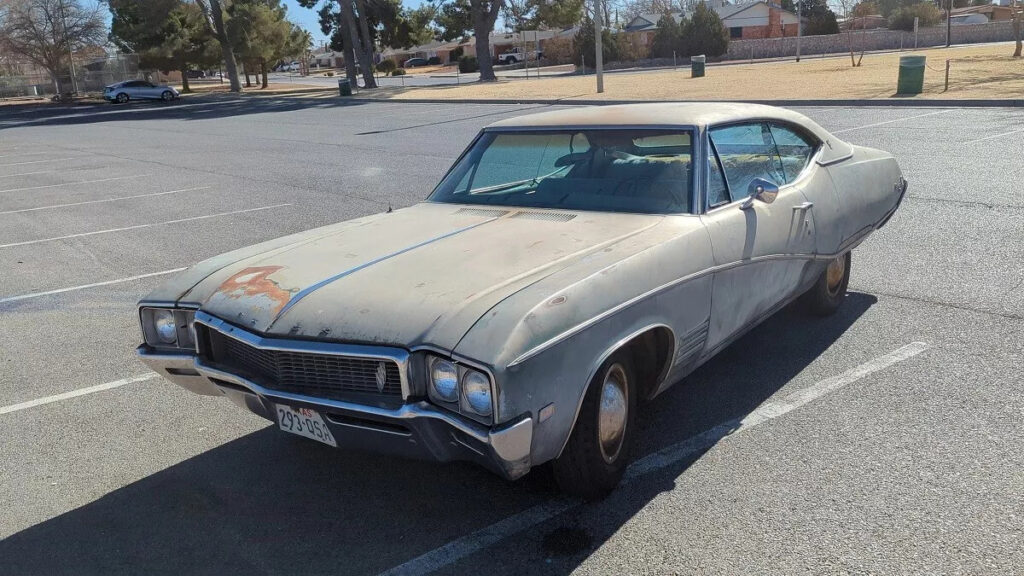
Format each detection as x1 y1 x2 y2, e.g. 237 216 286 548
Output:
103 80 179 104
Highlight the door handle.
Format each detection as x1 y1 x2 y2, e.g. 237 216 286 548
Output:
792 202 814 211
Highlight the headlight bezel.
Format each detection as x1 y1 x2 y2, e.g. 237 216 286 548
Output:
139 306 197 351
425 353 495 424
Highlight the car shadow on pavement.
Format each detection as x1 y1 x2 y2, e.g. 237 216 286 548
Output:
0 293 876 576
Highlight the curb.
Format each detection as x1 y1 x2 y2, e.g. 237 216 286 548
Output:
345 97 1024 108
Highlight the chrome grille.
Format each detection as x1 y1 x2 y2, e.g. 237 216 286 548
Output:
205 328 403 402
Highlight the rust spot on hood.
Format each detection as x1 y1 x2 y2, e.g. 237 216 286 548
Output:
211 266 294 316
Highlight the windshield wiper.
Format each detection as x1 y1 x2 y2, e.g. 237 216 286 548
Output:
469 166 570 196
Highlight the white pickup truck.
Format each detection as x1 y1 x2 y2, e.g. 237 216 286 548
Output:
497 46 543 65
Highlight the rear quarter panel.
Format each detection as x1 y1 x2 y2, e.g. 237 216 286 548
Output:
825 145 905 246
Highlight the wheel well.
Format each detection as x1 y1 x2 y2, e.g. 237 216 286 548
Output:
621 326 674 401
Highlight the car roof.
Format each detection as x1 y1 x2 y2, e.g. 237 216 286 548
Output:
485 102 852 164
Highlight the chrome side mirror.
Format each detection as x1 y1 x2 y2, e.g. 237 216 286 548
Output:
740 178 779 209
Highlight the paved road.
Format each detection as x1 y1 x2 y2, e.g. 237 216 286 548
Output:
0 99 1021 575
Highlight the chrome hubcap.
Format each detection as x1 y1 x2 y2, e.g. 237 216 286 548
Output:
598 364 628 464
826 255 845 296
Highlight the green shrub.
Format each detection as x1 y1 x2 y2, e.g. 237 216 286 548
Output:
683 3 729 57
377 59 397 74
458 55 479 73
888 2 941 30
391 67 406 76
427 56 442 65
573 18 623 68
450 46 464 60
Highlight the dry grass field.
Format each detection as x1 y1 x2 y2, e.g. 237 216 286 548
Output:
374 43 1023 101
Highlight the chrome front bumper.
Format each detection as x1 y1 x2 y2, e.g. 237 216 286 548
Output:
136 347 534 480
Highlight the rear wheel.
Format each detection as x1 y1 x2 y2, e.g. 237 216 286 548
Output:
801 252 851 316
161 90 174 101
553 351 637 500
115 93 129 104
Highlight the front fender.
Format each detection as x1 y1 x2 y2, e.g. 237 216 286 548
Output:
487 273 712 466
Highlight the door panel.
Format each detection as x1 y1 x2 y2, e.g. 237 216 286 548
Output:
701 122 817 353
702 187 816 351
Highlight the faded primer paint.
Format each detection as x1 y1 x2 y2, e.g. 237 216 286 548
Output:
205 266 296 317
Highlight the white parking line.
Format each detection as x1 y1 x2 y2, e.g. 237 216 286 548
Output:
379 342 930 576
832 110 952 134
0 157 81 167
0 186 212 215
0 175 149 194
0 203 291 249
0 267 187 304
0 374 160 416
964 128 1024 145
0 151 55 159
0 170 58 179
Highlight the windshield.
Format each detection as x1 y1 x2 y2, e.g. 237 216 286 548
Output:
429 129 694 214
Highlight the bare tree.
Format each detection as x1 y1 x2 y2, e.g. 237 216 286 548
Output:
0 0 105 94
194 0 241 92
835 0 866 67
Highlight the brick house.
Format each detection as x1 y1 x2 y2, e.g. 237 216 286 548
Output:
625 1 801 47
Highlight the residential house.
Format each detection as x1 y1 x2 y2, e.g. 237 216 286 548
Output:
310 49 345 69
380 40 463 66
949 4 1019 22
457 29 562 60
624 1 801 48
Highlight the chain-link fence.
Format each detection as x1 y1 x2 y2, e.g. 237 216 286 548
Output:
0 54 143 99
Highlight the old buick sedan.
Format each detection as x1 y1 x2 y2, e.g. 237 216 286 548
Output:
137 103 906 499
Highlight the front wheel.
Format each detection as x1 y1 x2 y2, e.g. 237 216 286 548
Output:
115 93 129 104
553 351 637 500
161 90 174 101
801 252 851 316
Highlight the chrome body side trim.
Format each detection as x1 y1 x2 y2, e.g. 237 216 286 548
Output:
194 310 412 400
508 229 876 370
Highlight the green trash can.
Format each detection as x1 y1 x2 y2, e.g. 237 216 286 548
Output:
338 78 352 96
896 55 926 95
691 55 706 78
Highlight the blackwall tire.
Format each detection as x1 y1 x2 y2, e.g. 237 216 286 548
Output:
552 351 638 501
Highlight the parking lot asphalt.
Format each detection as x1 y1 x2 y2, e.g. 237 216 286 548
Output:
0 99 1021 575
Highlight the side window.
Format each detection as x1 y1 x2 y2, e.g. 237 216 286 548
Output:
708 123 785 197
707 143 730 207
769 124 816 183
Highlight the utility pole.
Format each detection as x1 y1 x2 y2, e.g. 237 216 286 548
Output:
796 0 802 62
946 0 952 47
594 0 604 93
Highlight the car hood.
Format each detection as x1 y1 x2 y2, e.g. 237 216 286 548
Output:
177 202 664 351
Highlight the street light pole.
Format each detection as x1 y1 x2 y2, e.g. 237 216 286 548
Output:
796 0 802 62
946 0 952 47
594 0 604 93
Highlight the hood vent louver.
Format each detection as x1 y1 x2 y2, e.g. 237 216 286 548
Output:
454 207 510 218
511 211 577 222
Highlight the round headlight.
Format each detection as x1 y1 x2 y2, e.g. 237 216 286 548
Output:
154 309 177 344
430 358 459 402
461 370 492 416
